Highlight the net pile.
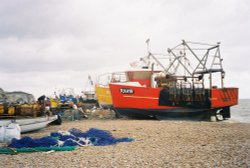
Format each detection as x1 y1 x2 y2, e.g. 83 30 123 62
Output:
8 128 134 148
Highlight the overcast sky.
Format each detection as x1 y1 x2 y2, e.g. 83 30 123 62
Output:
0 0 249 99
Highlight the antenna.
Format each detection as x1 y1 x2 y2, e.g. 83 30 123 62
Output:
146 38 150 53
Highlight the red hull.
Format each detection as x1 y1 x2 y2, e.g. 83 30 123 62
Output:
109 83 178 109
109 83 238 119
211 88 238 108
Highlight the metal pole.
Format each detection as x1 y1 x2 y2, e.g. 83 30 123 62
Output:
183 40 208 72
146 38 150 54
168 48 193 76
209 73 212 89
221 72 225 88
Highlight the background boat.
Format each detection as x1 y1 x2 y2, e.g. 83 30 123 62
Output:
0 115 58 133
0 88 60 133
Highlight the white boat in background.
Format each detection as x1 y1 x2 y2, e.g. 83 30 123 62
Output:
0 88 60 133
0 115 58 133
82 75 97 103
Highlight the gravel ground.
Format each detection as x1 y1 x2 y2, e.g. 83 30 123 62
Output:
0 119 249 168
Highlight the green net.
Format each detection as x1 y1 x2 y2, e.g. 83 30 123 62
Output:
0 146 77 155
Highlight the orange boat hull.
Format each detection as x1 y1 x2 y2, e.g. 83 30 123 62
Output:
109 83 238 119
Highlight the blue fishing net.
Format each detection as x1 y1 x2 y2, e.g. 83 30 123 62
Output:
8 128 134 148
63 139 79 146
9 136 58 148
77 128 133 146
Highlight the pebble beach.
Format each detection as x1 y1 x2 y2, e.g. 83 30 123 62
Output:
0 119 250 168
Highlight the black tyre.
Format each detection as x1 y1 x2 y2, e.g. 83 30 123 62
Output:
52 114 62 125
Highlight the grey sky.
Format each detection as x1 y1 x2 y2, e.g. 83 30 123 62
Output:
0 0 249 98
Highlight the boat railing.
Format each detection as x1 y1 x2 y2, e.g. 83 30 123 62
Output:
96 72 128 86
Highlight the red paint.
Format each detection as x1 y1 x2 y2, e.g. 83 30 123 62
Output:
211 88 238 107
109 83 238 110
109 83 178 109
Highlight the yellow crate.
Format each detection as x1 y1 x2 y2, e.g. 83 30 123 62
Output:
8 107 15 115
0 105 4 114
50 98 59 108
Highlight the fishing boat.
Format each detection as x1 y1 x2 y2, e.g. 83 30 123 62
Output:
109 40 238 121
0 89 59 133
95 72 126 109
95 83 113 109
95 58 160 109
0 115 58 133
82 76 97 104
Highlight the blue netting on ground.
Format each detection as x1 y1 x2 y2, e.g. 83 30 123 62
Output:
8 128 134 148
9 136 58 148
68 128 134 146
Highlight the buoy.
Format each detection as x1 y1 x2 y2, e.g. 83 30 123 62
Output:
216 114 223 121
210 115 217 122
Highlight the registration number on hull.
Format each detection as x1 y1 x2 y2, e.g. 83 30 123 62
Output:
120 88 134 94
